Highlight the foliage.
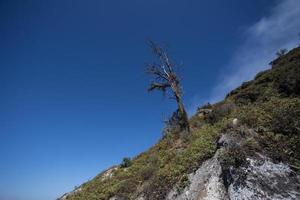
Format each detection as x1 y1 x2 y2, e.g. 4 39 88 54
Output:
273 61 300 97
271 99 300 135
143 125 220 199
163 109 184 136
205 101 236 124
120 157 132 168
198 102 212 110
276 48 287 57
219 144 248 189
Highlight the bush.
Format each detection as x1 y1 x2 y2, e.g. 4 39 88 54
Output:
162 110 182 136
274 65 300 97
219 142 249 190
271 101 300 135
189 115 205 129
120 157 132 168
197 102 212 110
206 101 236 124
254 70 273 84
259 132 300 169
237 105 269 128
140 165 156 181
276 49 287 57
234 90 260 104
116 178 138 198
175 174 190 193
140 155 159 181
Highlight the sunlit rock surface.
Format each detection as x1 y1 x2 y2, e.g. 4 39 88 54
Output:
166 132 300 200
228 155 300 200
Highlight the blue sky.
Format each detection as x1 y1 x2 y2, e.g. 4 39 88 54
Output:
0 0 299 199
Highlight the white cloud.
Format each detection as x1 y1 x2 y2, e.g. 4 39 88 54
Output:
207 0 300 104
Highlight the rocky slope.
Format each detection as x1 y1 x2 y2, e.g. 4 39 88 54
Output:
166 129 300 200
58 47 300 200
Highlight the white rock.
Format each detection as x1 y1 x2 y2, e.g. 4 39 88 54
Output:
232 118 239 127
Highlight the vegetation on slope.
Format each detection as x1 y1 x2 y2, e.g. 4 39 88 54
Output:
63 47 300 200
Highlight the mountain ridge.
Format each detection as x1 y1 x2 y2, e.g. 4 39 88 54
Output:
59 46 300 200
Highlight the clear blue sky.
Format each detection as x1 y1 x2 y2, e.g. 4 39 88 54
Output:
1 0 299 200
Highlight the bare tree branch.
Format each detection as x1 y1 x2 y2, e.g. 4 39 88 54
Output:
146 40 190 133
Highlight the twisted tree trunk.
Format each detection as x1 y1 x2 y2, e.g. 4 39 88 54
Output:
147 41 190 133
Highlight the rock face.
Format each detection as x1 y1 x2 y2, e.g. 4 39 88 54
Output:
165 130 300 200
101 166 118 181
166 152 228 200
228 155 300 200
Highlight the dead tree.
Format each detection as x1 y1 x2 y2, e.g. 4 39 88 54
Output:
146 41 190 133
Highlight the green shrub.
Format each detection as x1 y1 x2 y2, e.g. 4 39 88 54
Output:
276 49 287 57
271 101 300 135
163 110 182 136
219 144 248 189
254 69 271 81
120 157 132 168
237 105 270 128
198 102 212 110
274 64 300 97
175 174 190 193
206 101 236 124
234 90 260 104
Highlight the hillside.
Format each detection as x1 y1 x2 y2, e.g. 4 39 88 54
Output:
59 47 300 200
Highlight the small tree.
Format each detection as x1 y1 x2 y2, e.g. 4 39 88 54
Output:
146 41 190 133
276 49 287 57
120 157 132 168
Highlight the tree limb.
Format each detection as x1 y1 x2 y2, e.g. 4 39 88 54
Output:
148 82 171 92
